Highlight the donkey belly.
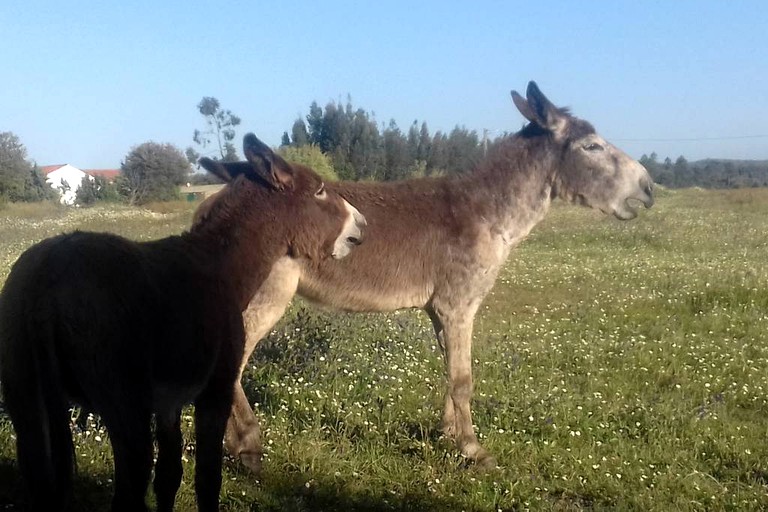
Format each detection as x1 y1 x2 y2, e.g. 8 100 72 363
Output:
153 382 205 417
297 265 432 312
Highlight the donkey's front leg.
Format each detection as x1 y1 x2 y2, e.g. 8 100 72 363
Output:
225 258 299 472
428 303 497 469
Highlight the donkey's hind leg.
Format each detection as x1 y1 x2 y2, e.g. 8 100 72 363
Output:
102 411 153 512
226 257 299 472
4 385 74 510
427 302 497 469
153 411 183 512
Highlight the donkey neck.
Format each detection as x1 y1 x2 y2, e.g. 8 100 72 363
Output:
184 193 286 310
469 135 557 245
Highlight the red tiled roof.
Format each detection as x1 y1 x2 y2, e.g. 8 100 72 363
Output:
85 169 121 180
41 164 66 175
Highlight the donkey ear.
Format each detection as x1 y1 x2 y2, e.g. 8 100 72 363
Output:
525 81 566 136
199 157 255 184
243 133 295 190
511 90 537 124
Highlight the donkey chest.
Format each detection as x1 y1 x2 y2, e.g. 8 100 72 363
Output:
149 300 236 414
153 381 207 416
150 333 220 414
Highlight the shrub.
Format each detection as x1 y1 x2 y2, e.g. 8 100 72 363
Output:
277 145 338 182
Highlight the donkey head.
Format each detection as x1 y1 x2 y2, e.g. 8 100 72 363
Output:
512 82 654 220
199 134 365 259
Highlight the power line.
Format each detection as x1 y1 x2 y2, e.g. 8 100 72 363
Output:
483 130 768 143
612 134 768 142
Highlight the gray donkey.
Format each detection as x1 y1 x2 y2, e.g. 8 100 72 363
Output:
198 82 654 471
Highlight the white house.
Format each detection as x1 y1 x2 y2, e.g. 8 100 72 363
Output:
42 164 88 205
41 165 121 205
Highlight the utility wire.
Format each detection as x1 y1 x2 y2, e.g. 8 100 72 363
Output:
612 134 768 142
485 130 768 143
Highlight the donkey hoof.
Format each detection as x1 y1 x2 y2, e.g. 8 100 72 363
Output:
440 423 457 440
239 450 263 474
474 453 499 471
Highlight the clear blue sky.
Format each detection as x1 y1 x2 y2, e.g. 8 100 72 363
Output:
2 0 767 169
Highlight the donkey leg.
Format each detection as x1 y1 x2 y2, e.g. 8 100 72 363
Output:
195 385 234 511
154 411 183 512
6 390 73 510
225 258 299 472
426 309 458 439
228 380 264 473
429 304 497 469
104 413 154 512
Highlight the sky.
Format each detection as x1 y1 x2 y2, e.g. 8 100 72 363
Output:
2 1 767 169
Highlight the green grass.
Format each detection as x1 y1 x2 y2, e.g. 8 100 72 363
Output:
2 188 768 511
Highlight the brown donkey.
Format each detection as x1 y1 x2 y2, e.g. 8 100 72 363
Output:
0 133 365 512
211 82 654 471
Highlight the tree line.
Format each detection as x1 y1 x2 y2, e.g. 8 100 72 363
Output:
4 97 768 207
278 97 501 181
640 153 768 189
282 99 768 188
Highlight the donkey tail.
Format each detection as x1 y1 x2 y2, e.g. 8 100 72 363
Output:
0 293 74 510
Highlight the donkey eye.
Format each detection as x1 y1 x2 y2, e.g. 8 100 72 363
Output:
583 143 604 152
315 183 327 199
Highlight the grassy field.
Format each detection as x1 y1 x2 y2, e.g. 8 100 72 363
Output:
1 188 768 511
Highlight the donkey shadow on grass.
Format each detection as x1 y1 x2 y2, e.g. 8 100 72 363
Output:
1 404 464 512
0 456 113 511
251 468 482 512
0 453 473 512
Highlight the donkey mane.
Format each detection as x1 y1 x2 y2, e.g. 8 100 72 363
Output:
191 175 256 238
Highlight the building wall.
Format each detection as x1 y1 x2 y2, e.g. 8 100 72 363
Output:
46 165 88 205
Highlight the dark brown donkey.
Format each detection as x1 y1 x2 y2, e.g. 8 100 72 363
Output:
0 134 365 512
212 82 654 471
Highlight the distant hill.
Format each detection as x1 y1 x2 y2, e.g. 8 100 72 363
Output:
641 155 768 188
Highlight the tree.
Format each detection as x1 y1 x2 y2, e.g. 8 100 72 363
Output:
407 121 420 161
0 131 27 199
291 119 310 147
277 144 338 182
427 131 449 174
310 101 348 154
185 147 200 166
76 176 120 206
23 165 57 202
672 155 691 186
445 126 481 174
120 142 190 205
347 108 381 180
0 131 55 202
189 97 241 162
417 121 431 163
640 152 667 185
382 120 411 181
306 101 324 149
